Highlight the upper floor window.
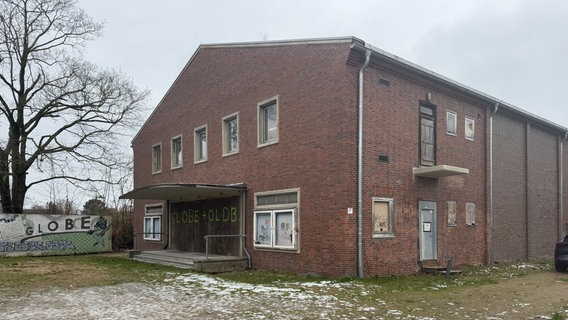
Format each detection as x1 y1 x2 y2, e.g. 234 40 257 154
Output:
420 105 436 166
171 135 182 169
222 113 239 156
152 143 162 174
465 116 475 141
446 110 457 136
194 125 207 163
258 97 279 146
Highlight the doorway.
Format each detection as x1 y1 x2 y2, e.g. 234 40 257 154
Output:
419 201 437 261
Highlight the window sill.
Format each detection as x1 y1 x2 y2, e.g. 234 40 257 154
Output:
194 159 208 165
253 246 299 253
222 151 239 158
257 140 278 149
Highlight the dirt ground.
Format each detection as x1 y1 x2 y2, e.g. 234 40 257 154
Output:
1 264 567 319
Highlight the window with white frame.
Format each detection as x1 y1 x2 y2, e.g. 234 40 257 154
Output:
372 197 394 237
254 189 299 250
222 113 239 155
194 125 207 162
144 204 162 241
465 116 475 141
152 143 162 174
258 98 278 146
446 110 457 136
171 136 182 169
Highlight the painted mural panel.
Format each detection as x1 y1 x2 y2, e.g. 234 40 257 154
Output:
0 214 111 257
170 197 240 256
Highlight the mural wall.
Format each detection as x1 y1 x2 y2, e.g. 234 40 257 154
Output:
0 214 111 257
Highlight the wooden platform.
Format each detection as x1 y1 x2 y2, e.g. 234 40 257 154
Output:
129 250 248 273
421 259 462 276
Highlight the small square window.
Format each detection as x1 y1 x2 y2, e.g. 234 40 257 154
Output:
372 197 394 238
171 136 182 169
465 117 475 141
222 113 239 156
194 125 207 163
446 111 457 136
152 144 162 174
258 98 278 146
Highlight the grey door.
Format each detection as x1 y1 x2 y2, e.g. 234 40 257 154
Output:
419 201 437 261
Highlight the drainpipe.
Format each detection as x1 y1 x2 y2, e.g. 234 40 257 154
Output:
489 102 499 264
560 132 568 239
357 49 371 278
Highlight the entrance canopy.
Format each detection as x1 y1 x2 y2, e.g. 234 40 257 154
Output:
120 183 247 201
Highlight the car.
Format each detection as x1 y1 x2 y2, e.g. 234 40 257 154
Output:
555 235 568 272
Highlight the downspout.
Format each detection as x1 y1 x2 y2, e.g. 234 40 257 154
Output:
489 102 499 264
357 49 371 278
560 132 568 239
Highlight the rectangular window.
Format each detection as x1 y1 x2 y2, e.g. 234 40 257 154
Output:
466 202 476 226
171 136 182 169
447 201 457 226
254 188 298 250
152 144 162 174
144 204 162 241
194 125 207 163
258 97 279 146
420 105 436 166
372 197 394 238
222 113 239 156
465 117 475 141
446 110 457 136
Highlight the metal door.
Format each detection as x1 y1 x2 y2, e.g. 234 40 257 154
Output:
419 201 437 261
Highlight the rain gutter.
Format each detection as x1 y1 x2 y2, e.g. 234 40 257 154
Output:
489 102 499 264
357 49 371 278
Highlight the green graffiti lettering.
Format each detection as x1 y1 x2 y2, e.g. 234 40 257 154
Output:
194 209 199 223
231 207 238 222
180 210 187 223
223 207 230 221
208 209 214 222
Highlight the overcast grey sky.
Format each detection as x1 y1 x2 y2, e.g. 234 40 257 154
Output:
77 0 568 129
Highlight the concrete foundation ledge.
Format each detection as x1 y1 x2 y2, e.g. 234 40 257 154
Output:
192 258 248 273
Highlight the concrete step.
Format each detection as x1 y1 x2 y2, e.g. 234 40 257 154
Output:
133 252 194 269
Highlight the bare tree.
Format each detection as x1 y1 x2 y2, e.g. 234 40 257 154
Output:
0 0 148 213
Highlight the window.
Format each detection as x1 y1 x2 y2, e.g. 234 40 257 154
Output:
152 144 162 173
258 97 278 146
447 201 457 226
222 113 239 155
144 204 162 241
465 117 475 141
466 202 476 226
171 136 182 169
194 125 207 163
372 197 394 237
253 189 299 250
446 110 457 136
420 105 436 166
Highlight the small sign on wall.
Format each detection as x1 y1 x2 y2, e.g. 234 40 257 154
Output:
347 208 353 215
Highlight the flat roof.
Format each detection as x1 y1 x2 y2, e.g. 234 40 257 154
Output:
120 183 246 201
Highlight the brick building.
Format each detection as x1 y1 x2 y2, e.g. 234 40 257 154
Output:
122 37 568 277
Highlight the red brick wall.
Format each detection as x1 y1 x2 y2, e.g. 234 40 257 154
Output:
360 61 488 275
131 39 567 276
132 41 361 276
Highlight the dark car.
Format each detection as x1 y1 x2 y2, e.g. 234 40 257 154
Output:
555 235 568 272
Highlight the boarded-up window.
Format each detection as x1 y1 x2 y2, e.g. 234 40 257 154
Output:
420 105 436 166
466 202 476 226
372 197 394 237
447 201 457 226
